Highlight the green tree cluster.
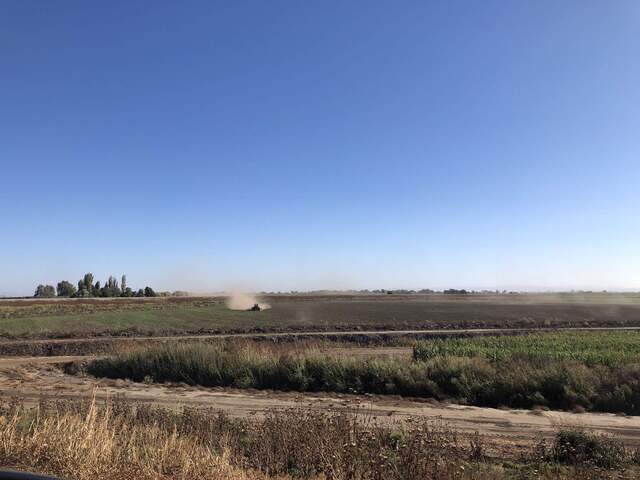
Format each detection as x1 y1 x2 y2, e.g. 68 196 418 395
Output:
36 272 156 298
56 281 77 297
34 284 56 298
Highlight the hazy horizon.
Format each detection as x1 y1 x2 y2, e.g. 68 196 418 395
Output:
3 273 639 298
2 1 639 296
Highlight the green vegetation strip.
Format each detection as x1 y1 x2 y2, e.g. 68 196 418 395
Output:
413 331 640 366
86 331 640 415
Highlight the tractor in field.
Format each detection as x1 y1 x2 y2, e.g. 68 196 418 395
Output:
248 303 261 311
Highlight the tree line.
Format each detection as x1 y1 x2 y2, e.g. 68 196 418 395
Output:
34 273 156 298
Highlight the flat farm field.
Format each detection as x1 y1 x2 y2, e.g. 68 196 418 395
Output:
1 293 640 339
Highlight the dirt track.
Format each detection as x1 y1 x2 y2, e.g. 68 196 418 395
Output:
1 355 640 453
3 325 640 347
1 326 639 358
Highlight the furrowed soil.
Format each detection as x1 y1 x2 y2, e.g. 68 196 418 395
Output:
2 293 640 339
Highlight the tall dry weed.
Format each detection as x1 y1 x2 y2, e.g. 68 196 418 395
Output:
0 398 260 480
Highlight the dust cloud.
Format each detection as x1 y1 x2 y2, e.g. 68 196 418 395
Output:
226 292 271 311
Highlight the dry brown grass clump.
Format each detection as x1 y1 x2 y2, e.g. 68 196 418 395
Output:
0 396 494 480
0 399 262 480
0 396 638 480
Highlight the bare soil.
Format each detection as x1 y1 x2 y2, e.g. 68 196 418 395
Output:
4 294 640 340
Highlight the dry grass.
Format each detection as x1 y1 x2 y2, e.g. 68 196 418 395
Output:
0 399 259 480
0 396 638 479
0 396 477 480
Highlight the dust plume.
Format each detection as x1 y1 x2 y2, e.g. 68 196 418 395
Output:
226 292 271 310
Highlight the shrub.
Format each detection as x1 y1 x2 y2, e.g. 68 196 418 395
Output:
550 430 626 469
84 342 640 415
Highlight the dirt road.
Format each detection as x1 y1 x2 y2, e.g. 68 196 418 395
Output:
1 356 639 453
2 326 639 358
2 325 640 348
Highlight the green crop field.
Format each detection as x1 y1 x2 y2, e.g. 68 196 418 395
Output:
0 302 257 338
413 331 640 366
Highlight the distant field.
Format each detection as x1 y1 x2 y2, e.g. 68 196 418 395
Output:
2 294 640 339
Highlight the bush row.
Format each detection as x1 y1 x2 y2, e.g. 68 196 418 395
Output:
86 343 640 414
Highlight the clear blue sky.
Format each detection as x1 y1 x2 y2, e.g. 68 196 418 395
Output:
1 1 639 295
